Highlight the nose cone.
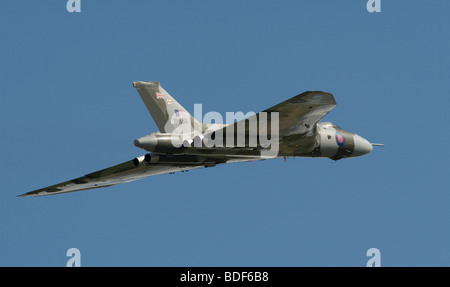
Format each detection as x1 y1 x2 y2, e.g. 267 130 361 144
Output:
353 134 373 157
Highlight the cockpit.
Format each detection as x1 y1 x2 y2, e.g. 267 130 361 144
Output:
318 122 342 130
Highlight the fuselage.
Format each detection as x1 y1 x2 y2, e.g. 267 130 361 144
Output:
134 121 373 161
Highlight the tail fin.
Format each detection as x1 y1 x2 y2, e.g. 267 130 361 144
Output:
133 81 201 134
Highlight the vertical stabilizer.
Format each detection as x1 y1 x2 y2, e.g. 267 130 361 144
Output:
133 81 201 134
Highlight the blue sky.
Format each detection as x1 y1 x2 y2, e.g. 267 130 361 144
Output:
0 0 449 266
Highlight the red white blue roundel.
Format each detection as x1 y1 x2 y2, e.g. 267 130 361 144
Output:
335 132 346 146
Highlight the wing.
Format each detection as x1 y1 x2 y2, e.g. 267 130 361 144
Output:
262 91 336 137
20 155 204 197
202 91 336 153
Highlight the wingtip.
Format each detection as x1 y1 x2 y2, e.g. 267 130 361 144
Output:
18 191 39 197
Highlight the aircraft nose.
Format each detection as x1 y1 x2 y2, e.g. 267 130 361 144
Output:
352 134 373 157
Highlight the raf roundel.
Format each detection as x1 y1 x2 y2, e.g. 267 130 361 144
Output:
335 132 346 146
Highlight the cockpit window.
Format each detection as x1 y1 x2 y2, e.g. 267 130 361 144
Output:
320 122 342 130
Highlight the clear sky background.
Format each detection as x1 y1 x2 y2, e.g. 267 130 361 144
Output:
1 0 449 266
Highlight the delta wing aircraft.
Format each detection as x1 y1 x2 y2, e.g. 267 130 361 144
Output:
20 82 381 197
